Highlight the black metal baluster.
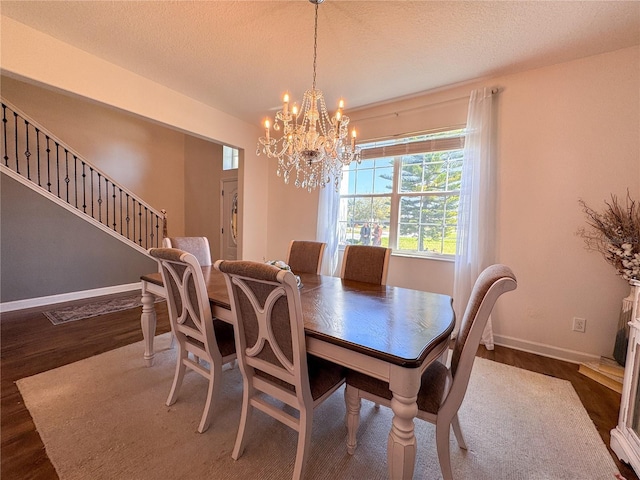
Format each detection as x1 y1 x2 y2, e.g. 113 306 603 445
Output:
154 214 158 247
73 155 78 208
90 166 95 218
55 142 60 198
119 188 123 235
13 112 19 174
138 202 143 245
112 183 117 231
82 162 87 213
2 104 9 167
133 200 137 245
46 136 52 192
64 149 70 204
106 178 110 230
126 193 131 240
35 128 41 186
104 177 109 228
152 213 158 247
24 120 32 180
97 172 103 223
144 206 149 248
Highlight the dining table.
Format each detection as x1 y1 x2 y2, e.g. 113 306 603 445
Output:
139 267 455 480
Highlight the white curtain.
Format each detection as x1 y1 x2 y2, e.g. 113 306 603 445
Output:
316 181 341 276
453 87 498 349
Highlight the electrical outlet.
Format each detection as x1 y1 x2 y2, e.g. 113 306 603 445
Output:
572 317 586 333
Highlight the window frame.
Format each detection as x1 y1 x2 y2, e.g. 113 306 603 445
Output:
223 145 239 171
338 129 465 259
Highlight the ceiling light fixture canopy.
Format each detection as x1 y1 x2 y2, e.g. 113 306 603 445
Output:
257 0 360 192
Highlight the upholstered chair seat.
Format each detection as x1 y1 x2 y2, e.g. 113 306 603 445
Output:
346 360 448 415
254 354 344 400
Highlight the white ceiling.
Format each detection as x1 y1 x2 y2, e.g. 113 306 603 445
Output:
2 1 639 126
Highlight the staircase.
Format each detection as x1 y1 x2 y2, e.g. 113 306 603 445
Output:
1 100 165 254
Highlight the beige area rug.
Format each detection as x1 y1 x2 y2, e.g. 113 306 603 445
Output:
17 333 620 480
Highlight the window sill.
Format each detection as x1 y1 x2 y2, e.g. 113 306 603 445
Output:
391 251 455 263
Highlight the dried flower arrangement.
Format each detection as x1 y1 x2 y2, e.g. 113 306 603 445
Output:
578 191 640 281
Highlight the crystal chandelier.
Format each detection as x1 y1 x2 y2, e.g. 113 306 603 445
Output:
256 0 360 192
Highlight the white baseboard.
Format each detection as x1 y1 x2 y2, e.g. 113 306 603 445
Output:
0 283 142 313
493 334 601 365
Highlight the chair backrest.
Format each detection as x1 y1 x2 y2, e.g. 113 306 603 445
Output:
286 240 326 274
149 247 221 363
340 245 391 285
162 237 212 266
214 260 313 406
447 264 517 406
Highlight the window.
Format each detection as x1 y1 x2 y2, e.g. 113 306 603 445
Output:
223 145 239 170
338 129 464 257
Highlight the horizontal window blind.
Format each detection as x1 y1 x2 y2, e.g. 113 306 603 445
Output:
359 135 465 161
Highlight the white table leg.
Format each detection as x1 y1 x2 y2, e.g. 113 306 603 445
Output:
140 283 157 367
387 391 418 480
387 364 422 480
345 385 361 455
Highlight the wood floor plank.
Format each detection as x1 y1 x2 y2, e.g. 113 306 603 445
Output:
1 294 636 479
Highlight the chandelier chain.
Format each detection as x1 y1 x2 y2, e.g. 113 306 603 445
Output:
312 2 318 91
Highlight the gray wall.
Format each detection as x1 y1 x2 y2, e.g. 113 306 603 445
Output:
1 174 157 303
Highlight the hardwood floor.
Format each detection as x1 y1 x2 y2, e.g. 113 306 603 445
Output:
1 293 637 480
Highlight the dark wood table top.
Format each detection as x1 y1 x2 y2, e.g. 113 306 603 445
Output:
141 268 455 368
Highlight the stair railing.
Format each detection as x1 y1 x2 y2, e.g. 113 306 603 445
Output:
1 99 165 253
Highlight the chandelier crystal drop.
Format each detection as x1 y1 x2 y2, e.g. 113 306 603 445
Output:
256 0 360 192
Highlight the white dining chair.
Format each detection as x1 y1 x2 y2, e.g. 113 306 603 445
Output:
214 259 345 480
344 264 517 480
149 247 236 433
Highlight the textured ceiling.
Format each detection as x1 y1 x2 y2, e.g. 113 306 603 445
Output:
2 1 639 126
